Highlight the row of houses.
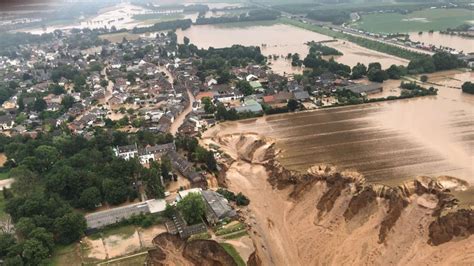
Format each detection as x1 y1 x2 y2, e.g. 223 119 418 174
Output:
113 142 176 164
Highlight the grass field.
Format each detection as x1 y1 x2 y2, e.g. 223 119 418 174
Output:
50 244 82 266
0 171 9 180
89 225 136 240
353 8 474 33
220 243 246 266
98 252 148 266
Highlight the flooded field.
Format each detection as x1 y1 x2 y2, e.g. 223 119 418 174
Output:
176 23 408 74
408 32 474 53
207 70 474 194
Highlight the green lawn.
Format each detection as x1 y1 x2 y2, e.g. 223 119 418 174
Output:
220 243 246 266
353 8 474 34
49 244 82 266
215 222 246 236
99 253 148 266
222 230 248 240
0 170 10 180
89 225 136 240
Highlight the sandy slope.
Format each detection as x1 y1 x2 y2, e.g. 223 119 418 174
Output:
204 133 473 266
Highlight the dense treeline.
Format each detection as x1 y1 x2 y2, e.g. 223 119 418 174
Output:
195 9 280 25
193 45 266 83
131 19 192 34
407 51 465 74
307 10 351 25
461 82 474 94
303 54 351 77
0 81 18 105
175 135 217 172
0 32 54 56
308 42 343 56
0 130 175 264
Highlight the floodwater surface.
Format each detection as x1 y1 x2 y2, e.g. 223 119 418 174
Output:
208 70 474 193
408 31 474 53
176 23 409 74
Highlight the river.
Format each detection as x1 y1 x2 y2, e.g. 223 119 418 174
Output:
176 23 409 75
206 69 474 206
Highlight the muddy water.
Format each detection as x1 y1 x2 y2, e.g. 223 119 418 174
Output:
176 23 408 74
209 70 474 195
408 32 474 53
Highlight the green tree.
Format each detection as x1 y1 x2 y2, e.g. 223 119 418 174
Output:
22 239 49 265
54 212 86 245
351 63 367 79
102 179 128 205
368 62 382 71
202 97 216 114
420 75 428 82
29 227 54 253
33 98 47 112
177 193 205 225
236 80 254 96
461 81 474 94
367 69 388 83
9 166 39 196
235 192 250 206
386 64 405 79
49 84 66 95
34 145 60 172
78 187 102 210
61 95 75 110
0 233 16 257
287 99 299 111
183 36 190 46
3 255 23 266
15 217 36 238
163 204 176 219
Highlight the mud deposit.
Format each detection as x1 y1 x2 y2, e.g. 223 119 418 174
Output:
146 233 237 266
202 133 473 266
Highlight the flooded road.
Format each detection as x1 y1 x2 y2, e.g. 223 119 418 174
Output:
408 32 474 53
207 70 474 194
176 23 409 74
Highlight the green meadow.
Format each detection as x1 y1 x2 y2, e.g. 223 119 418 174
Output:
353 8 473 33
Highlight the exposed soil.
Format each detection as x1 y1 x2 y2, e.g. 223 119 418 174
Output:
0 153 7 167
147 233 236 266
202 133 474 266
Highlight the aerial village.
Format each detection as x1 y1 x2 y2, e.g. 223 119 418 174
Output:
0 20 471 264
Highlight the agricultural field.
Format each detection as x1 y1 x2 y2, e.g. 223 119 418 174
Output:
353 8 474 33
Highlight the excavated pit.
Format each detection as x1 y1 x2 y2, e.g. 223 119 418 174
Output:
205 133 474 266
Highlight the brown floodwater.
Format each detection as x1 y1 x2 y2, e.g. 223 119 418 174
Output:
408 32 474 53
176 23 409 74
207 70 474 205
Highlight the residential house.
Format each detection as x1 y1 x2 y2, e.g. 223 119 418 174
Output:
202 190 237 225
0 114 15 130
